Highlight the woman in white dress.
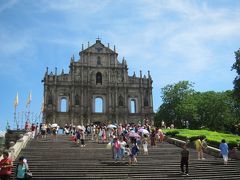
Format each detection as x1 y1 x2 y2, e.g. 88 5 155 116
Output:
142 134 148 155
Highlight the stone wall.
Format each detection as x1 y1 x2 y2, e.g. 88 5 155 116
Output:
43 40 154 126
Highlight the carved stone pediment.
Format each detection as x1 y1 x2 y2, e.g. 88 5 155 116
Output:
80 40 116 55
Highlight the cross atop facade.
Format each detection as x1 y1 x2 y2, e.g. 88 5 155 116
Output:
96 36 101 42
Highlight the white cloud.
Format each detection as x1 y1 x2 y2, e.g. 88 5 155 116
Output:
0 0 239 89
0 0 239 128
2 1 239 75
126 1 240 75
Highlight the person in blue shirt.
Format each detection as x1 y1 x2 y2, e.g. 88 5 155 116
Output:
219 139 229 165
15 156 29 180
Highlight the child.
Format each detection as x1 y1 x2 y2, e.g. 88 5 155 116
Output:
113 137 121 163
119 139 127 160
180 144 189 176
75 129 81 146
125 144 131 165
159 130 164 143
80 129 85 147
219 139 229 165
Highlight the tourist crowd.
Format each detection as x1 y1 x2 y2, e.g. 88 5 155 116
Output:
0 120 231 179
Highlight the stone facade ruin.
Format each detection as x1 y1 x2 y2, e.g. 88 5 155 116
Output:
42 39 154 126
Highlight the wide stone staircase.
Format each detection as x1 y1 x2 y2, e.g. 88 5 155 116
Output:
12 134 240 179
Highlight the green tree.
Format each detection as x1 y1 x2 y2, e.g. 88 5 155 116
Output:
155 81 195 128
197 91 227 131
231 49 240 132
176 92 200 129
179 91 236 131
155 81 238 132
232 49 240 103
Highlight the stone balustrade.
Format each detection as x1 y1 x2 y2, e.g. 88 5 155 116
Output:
0 131 32 161
166 136 240 160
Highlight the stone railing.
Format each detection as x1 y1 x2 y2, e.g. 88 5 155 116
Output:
166 136 240 160
0 131 32 161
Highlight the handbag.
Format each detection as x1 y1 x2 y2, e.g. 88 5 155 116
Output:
24 170 32 180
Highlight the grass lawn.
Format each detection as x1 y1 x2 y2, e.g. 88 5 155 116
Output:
163 129 240 144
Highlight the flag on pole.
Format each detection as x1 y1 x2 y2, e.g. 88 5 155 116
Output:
6 119 10 130
41 101 44 112
14 92 19 108
26 92 32 107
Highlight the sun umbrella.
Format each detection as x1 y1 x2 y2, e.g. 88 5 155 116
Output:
126 131 140 138
107 124 117 129
51 123 58 128
76 125 85 131
138 128 149 134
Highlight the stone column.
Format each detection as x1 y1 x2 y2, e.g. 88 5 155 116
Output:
115 87 118 124
80 87 84 125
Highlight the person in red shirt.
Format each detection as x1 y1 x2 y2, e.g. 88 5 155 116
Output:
0 151 13 180
31 123 36 138
31 124 36 132
25 121 28 131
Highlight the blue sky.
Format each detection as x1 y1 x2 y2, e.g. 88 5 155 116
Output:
0 0 240 130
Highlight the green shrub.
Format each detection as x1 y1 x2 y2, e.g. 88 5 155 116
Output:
175 134 188 141
165 130 179 137
164 128 240 149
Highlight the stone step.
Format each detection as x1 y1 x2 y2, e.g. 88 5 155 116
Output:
11 134 240 179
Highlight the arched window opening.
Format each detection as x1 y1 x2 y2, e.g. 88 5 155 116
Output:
95 97 103 113
97 56 101 65
130 99 137 113
60 98 67 112
96 72 102 85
